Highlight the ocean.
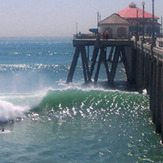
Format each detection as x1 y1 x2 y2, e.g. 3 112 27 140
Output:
0 37 162 163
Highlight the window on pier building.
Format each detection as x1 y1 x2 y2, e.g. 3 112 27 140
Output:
117 27 127 37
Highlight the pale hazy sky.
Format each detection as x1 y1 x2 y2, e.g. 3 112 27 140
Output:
0 0 162 37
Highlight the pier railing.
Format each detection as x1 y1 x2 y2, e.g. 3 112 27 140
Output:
136 41 163 61
73 34 97 39
73 33 131 40
74 33 163 49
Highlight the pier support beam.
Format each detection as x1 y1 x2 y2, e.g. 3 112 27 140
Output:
151 58 157 123
67 47 81 83
94 47 110 82
109 47 120 85
67 46 90 83
155 61 162 133
146 54 151 93
138 48 144 92
108 46 114 62
121 47 133 83
81 46 90 82
103 48 110 82
161 63 163 143
143 53 148 90
132 48 139 87
90 47 99 80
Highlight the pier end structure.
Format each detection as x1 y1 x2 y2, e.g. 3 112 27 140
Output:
67 38 135 85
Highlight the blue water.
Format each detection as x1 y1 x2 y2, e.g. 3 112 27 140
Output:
0 37 162 163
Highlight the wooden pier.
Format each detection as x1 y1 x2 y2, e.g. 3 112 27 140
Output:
67 37 163 143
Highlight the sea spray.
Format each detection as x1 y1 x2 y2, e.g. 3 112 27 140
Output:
0 99 28 122
0 88 51 122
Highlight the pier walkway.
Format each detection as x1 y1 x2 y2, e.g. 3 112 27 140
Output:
67 36 163 143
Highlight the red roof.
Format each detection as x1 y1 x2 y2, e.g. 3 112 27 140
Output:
117 3 159 19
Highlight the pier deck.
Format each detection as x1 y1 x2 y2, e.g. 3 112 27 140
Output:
73 39 133 47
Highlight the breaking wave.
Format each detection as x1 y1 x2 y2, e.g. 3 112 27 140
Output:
0 99 28 122
30 88 149 124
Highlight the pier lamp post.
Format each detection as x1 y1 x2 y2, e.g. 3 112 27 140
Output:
136 7 139 45
142 1 145 43
152 0 155 48
161 17 163 36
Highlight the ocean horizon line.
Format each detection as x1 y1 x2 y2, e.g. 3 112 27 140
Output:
0 36 73 40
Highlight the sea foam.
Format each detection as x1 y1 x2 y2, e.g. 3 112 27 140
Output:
0 88 50 122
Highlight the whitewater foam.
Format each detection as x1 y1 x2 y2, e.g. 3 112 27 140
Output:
0 88 50 122
0 99 28 122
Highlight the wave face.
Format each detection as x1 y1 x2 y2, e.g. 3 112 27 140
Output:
30 88 149 125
